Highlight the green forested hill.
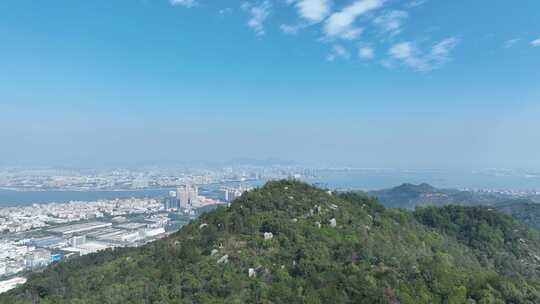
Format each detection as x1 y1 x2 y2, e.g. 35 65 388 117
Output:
3 180 540 304
495 200 540 232
368 183 540 233
414 205 540 280
368 183 507 210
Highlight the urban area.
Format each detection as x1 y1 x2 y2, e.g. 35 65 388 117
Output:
0 182 253 293
0 164 315 294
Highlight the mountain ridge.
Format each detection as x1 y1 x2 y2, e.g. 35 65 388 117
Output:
369 183 540 233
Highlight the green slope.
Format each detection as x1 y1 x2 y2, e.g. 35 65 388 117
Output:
3 180 540 304
495 200 540 232
369 184 540 233
414 205 540 280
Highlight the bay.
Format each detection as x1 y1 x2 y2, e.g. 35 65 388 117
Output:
0 189 171 207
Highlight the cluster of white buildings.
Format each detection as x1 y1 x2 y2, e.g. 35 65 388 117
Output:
0 168 226 191
463 188 540 197
0 218 170 278
0 240 60 278
0 197 163 233
0 240 28 277
0 196 178 286
57 221 167 256
0 165 312 191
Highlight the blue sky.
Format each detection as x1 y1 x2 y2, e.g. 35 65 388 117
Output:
0 0 539 168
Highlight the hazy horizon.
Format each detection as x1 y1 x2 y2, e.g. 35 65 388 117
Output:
1 0 539 169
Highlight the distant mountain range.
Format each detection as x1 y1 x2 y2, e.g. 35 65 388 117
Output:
369 183 540 231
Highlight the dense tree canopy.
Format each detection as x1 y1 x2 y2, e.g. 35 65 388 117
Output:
3 180 540 304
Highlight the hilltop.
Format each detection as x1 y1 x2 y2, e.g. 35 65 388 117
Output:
369 183 518 209
368 183 446 209
3 180 540 303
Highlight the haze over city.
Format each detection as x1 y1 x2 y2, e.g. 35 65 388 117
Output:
1 0 539 169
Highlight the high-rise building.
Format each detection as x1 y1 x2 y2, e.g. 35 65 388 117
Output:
223 188 242 203
70 235 86 247
177 185 198 209
165 191 179 210
188 185 199 207
177 185 189 209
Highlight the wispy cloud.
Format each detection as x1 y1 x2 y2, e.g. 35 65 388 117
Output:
373 10 408 37
219 8 233 16
241 1 272 36
327 44 350 61
388 42 420 67
358 46 375 59
170 0 198 8
167 0 459 71
430 37 459 62
531 38 540 47
291 0 332 23
387 37 459 71
504 38 520 49
280 24 303 35
324 0 385 40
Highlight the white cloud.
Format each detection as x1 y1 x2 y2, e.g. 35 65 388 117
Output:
219 8 233 15
373 10 408 37
170 0 198 8
241 1 272 36
358 46 374 59
531 38 540 47
387 37 459 71
293 0 332 23
327 44 350 61
324 0 385 40
280 24 302 35
281 0 330 35
389 42 423 68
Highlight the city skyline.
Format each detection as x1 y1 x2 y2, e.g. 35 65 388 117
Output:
1 0 539 169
